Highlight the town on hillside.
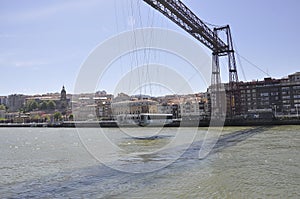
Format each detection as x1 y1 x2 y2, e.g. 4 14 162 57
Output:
0 72 300 125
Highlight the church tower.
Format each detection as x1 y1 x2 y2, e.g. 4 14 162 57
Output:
60 86 68 113
61 86 67 101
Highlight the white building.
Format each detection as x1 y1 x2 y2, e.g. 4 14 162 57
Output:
157 104 173 114
180 100 200 117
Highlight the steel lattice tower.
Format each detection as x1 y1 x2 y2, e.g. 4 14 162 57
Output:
143 0 240 117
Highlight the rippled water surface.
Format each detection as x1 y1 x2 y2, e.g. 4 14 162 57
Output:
0 126 299 198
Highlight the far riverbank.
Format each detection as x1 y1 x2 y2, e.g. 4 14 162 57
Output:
1 118 300 128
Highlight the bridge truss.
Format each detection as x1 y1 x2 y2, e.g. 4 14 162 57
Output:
143 0 240 117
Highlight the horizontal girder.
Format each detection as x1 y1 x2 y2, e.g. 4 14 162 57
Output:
143 0 228 54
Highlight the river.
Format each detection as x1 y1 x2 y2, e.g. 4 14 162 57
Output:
0 126 299 198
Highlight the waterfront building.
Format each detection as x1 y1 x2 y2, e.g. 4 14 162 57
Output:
180 100 200 117
158 93 207 119
94 96 113 120
111 100 131 115
72 94 96 121
0 96 8 106
226 72 300 118
73 104 98 121
7 94 26 112
111 99 158 116
171 103 181 118
72 91 113 121
157 103 173 114
206 84 227 117
204 72 300 118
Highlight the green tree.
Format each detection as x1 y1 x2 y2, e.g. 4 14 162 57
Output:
0 104 6 111
68 114 74 121
53 112 62 121
32 114 41 121
31 101 38 110
24 100 38 112
24 100 31 112
40 101 48 110
47 100 56 110
43 115 50 122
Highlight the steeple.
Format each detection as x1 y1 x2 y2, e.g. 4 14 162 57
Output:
61 86 66 101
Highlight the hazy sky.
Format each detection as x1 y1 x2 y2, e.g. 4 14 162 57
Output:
1 0 299 96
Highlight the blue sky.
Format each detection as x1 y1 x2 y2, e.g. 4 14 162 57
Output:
0 0 299 96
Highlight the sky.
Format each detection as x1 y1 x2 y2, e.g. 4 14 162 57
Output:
0 0 299 96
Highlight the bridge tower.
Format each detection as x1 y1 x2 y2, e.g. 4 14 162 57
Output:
143 0 240 118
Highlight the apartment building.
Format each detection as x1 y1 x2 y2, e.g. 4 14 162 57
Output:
235 72 300 117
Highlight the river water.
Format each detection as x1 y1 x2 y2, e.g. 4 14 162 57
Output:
0 126 299 198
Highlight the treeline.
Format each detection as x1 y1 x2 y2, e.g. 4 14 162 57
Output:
23 100 56 112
